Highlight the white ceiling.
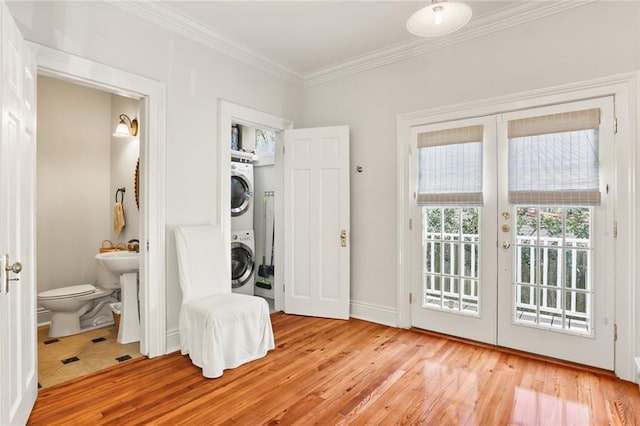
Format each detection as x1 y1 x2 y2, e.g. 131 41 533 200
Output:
115 1 593 86
160 1 522 73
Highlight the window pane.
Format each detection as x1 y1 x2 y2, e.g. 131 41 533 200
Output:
513 206 593 336
418 141 483 205
422 207 480 316
255 128 276 155
508 129 600 205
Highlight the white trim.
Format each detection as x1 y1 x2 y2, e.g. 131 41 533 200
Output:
397 72 638 381
396 118 411 330
165 329 180 355
350 301 397 328
108 0 592 89
30 43 168 358
36 308 50 327
218 101 293 313
108 1 303 88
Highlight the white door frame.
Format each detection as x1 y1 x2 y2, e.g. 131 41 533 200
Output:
397 72 638 381
29 43 167 357
218 100 293 312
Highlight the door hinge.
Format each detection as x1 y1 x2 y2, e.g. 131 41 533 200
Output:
409 218 413 230
146 240 150 251
614 118 618 134
283 146 286 155
614 323 617 341
613 221 618 238
606 184 609 194
409 292 413 304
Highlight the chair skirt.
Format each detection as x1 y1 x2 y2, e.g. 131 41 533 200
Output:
180 293 275 378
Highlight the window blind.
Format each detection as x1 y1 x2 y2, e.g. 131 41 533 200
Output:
508 108 601 206
417 125 483 206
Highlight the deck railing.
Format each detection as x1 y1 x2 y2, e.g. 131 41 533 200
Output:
423 233 591 333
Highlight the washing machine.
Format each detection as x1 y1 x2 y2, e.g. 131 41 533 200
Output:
231 161 254 231
231 229 255 295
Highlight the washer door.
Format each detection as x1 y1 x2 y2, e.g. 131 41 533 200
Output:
231 242 255 288
230 174 252 217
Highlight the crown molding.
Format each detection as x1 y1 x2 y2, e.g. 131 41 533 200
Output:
303 0 595 88
109 0 594 90
108 0 304 88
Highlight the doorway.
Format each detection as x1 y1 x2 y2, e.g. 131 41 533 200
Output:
219 101 351 319
35 75 143 387
409 97 616 370
219 101 293 313
31 42 167 358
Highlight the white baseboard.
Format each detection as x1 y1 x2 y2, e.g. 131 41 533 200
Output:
350 301 397 327
165 328 180 354
37 308 51 327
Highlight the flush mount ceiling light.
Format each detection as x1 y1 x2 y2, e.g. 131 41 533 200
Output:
407 0 473 37
113 114 139 137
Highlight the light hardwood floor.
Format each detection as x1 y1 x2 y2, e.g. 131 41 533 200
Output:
28 313 639 425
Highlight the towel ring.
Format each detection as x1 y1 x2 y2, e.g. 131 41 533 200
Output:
115 187 125 203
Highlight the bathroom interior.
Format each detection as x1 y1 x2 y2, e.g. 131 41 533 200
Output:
36 75 143 388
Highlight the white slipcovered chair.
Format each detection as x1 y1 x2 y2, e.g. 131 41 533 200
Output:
174 225 275 378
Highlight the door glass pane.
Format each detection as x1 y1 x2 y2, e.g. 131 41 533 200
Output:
422 207 480 315
513 207 593 336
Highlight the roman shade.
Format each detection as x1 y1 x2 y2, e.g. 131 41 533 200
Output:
508 108 601 206
417 124 483 206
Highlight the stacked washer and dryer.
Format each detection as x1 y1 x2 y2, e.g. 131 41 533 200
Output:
230 160 256 295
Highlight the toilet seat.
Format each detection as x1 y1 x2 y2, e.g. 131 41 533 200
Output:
38 284 96 300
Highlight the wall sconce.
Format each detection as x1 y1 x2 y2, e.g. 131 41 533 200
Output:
113 114 139 137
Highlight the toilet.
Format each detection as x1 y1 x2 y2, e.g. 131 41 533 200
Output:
38 284 119 337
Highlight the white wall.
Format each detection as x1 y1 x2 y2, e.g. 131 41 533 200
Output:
303 2 640 319
110 95 140 245
7 1 304 335
36 76 111 293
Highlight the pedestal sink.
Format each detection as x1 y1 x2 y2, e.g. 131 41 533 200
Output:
95 251 140 344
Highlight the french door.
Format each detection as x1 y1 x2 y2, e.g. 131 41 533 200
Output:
410 116 498 344
411 97 615 369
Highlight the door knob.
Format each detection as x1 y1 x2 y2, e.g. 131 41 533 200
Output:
3 254 22 294
501 241 511 249
6 261 22 274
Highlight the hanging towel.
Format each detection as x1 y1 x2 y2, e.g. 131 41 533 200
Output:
113 202 126 237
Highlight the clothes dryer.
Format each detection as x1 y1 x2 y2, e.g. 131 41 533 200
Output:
231 229 255 295
231 161 254 231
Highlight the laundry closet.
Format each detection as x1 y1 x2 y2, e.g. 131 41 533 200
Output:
230 123 277 307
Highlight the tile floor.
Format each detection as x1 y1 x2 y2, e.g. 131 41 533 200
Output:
38 324 142 388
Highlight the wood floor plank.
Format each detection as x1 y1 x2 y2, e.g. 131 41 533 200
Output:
27 313 640 425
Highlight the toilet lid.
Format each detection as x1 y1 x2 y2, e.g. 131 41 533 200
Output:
38 284 96 300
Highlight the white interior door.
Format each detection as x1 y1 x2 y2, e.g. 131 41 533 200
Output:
0 2 38 424
283 126 350 319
